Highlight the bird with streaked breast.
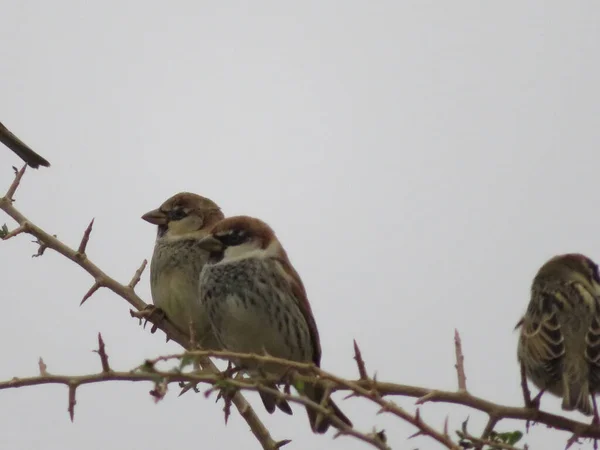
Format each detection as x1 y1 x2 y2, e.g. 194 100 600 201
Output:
517 253 600 419
196 215 353 433
142 193 292 416
142 192 225 350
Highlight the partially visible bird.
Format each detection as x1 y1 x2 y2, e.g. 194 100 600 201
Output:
197 215 353 433
142 192 225 350
0 121 50 168
517 253 600 419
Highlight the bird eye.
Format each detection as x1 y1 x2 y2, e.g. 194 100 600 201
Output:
217 230 248 247
169 209 187 221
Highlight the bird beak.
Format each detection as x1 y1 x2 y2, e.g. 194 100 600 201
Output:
142 208 168 225
196 235 224 252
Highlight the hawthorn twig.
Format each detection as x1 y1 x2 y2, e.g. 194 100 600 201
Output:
0 168 280 450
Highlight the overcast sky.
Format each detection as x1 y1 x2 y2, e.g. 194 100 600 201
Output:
1 2 600 449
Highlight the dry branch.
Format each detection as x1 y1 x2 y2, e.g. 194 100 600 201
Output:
4 165 600 449
0 165 279 450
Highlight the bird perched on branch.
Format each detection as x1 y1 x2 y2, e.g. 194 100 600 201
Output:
197 215 353 433
517 253 600 420
142 192 225 350
143 195 292 416
0 121 50 168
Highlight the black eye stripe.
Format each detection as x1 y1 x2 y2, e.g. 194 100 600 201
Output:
169 208 187 221
216 229 248 246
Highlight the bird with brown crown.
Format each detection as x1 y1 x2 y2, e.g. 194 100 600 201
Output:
142 192 225 350
196 215 353 433
142 194 292 416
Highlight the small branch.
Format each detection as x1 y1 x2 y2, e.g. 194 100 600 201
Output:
77 218 95 256
2 224 26 240
5 164 27 200
128 259 147 289
0 169 280 450
94 333 110 373
454 329 467 392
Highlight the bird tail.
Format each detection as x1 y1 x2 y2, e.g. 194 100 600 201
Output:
0 122 50 168
259 385 293 415
562 377 593 416
304 383 353 434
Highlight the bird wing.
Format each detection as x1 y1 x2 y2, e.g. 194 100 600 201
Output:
585 297 600 387
274 257 322 367
519 291 565 381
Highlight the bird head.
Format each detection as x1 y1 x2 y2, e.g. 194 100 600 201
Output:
196 215 285 262
142 192 224 240
535 253 600 296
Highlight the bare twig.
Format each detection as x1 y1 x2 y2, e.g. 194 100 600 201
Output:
5 164 26 200
0 168 280 450
94 333 110 373
454 329 467 392
128 259 147 289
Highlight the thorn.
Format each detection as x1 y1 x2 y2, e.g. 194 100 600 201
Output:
128 259 147 289
416 391 436 405
76 218 94 256
408 430 424 439
38 357 48 376
566 433 580 449
461 416 470 433
68 383 77 422
80 282 101 306
353 339 369 380
274 440 292 449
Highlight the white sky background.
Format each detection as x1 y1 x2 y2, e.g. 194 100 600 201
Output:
1 2 599 449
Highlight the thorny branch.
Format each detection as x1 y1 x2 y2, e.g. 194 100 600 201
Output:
3 166 600 449
0 165 280 450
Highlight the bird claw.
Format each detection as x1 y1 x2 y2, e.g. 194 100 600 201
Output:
135 305 167 334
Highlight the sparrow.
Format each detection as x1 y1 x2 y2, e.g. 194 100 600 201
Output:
197 215 353 433
517 253 600 418
0 121 50 168
143 196 293 415
142 192 225 350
